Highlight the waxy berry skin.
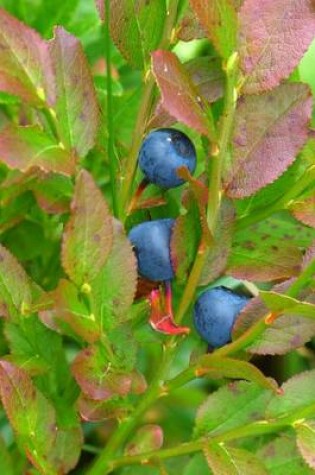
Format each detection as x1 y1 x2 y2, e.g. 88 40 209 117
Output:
193 287 250 348
138 128 197 188
128 219 175 282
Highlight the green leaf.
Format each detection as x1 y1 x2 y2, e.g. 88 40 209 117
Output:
0 244 31 319
259 291 315 320
266 370 315 420
228 214 309 281
194 381 273 438
204 443 268 475
183 453 210 475
0 436 15 475
0 361 57 474
190 0 237 59
62 170 113 287
90 220 137 331
195 355 277 391
49 27 99 157
295 420 315 469
110 0 166 70
0 8 54 105
257 433 314 475
0 125 76 176
31 172 73 215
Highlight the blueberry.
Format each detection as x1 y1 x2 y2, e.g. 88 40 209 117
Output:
138 128 197 188
193 287 250 348
128 219 175 282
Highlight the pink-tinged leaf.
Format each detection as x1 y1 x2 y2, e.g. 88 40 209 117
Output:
95 0 105 21
32 172 73 214
266 370 315 419
50 27 99 157
257 434 314 474
226 84 312 198
190 0 237 59
152 50 210 135
62 170 113 286
0 125 76 176
0 9 54 105
50 279 102 343
78 394 131 422
228 217 304 281
0 361 57 474
239 0 315 94
291 195 315 228
303 241 315 268
90 220 137 330
296 420 315 469
0 244 31 319
194 380 273 438
110 1 166 70
200 198 235 285
72 344 138 401
125 425 164 456
204 443 268 475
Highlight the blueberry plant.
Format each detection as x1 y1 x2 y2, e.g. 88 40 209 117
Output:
0 0 314 474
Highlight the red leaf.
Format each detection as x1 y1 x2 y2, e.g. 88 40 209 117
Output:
152 50 210 135
0 125 76 176
62 170 113 286
50 27 99 157
226 84 312 198
0 9 54 105
149 289 190 335
239 0 315 94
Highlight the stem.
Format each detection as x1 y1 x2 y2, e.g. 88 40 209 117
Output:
110 403 315 469
118 0 181 220
207 52 238 232
104 0 118 217
236 165 315 231
86 342 177 475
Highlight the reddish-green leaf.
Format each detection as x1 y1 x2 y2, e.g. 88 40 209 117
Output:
239 0 315 94
0 244 31 319
259 291 315 320
0 361 57 474
291 195 315 228
50 27 99 157
295 420 315 469
78 394 131 422
177 7 206 42
200 198 235 285
152 50 210 135
62 170 113 287
194 381 273 438
0 125 76 176
50 279 101 343
190 0 237 58
266 370 315 419
90 220 137 330
204 443 268 475
0 8 54 105
32 172 73 214
195 355 277 392
228 220 303 282
257 433 314 475
110 0 166 70
72 344 141 401
226 84 312 198
125 425 164 456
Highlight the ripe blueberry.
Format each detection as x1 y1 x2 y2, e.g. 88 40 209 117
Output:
128 219 175 282
138 128 196 188
193 287 249 348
